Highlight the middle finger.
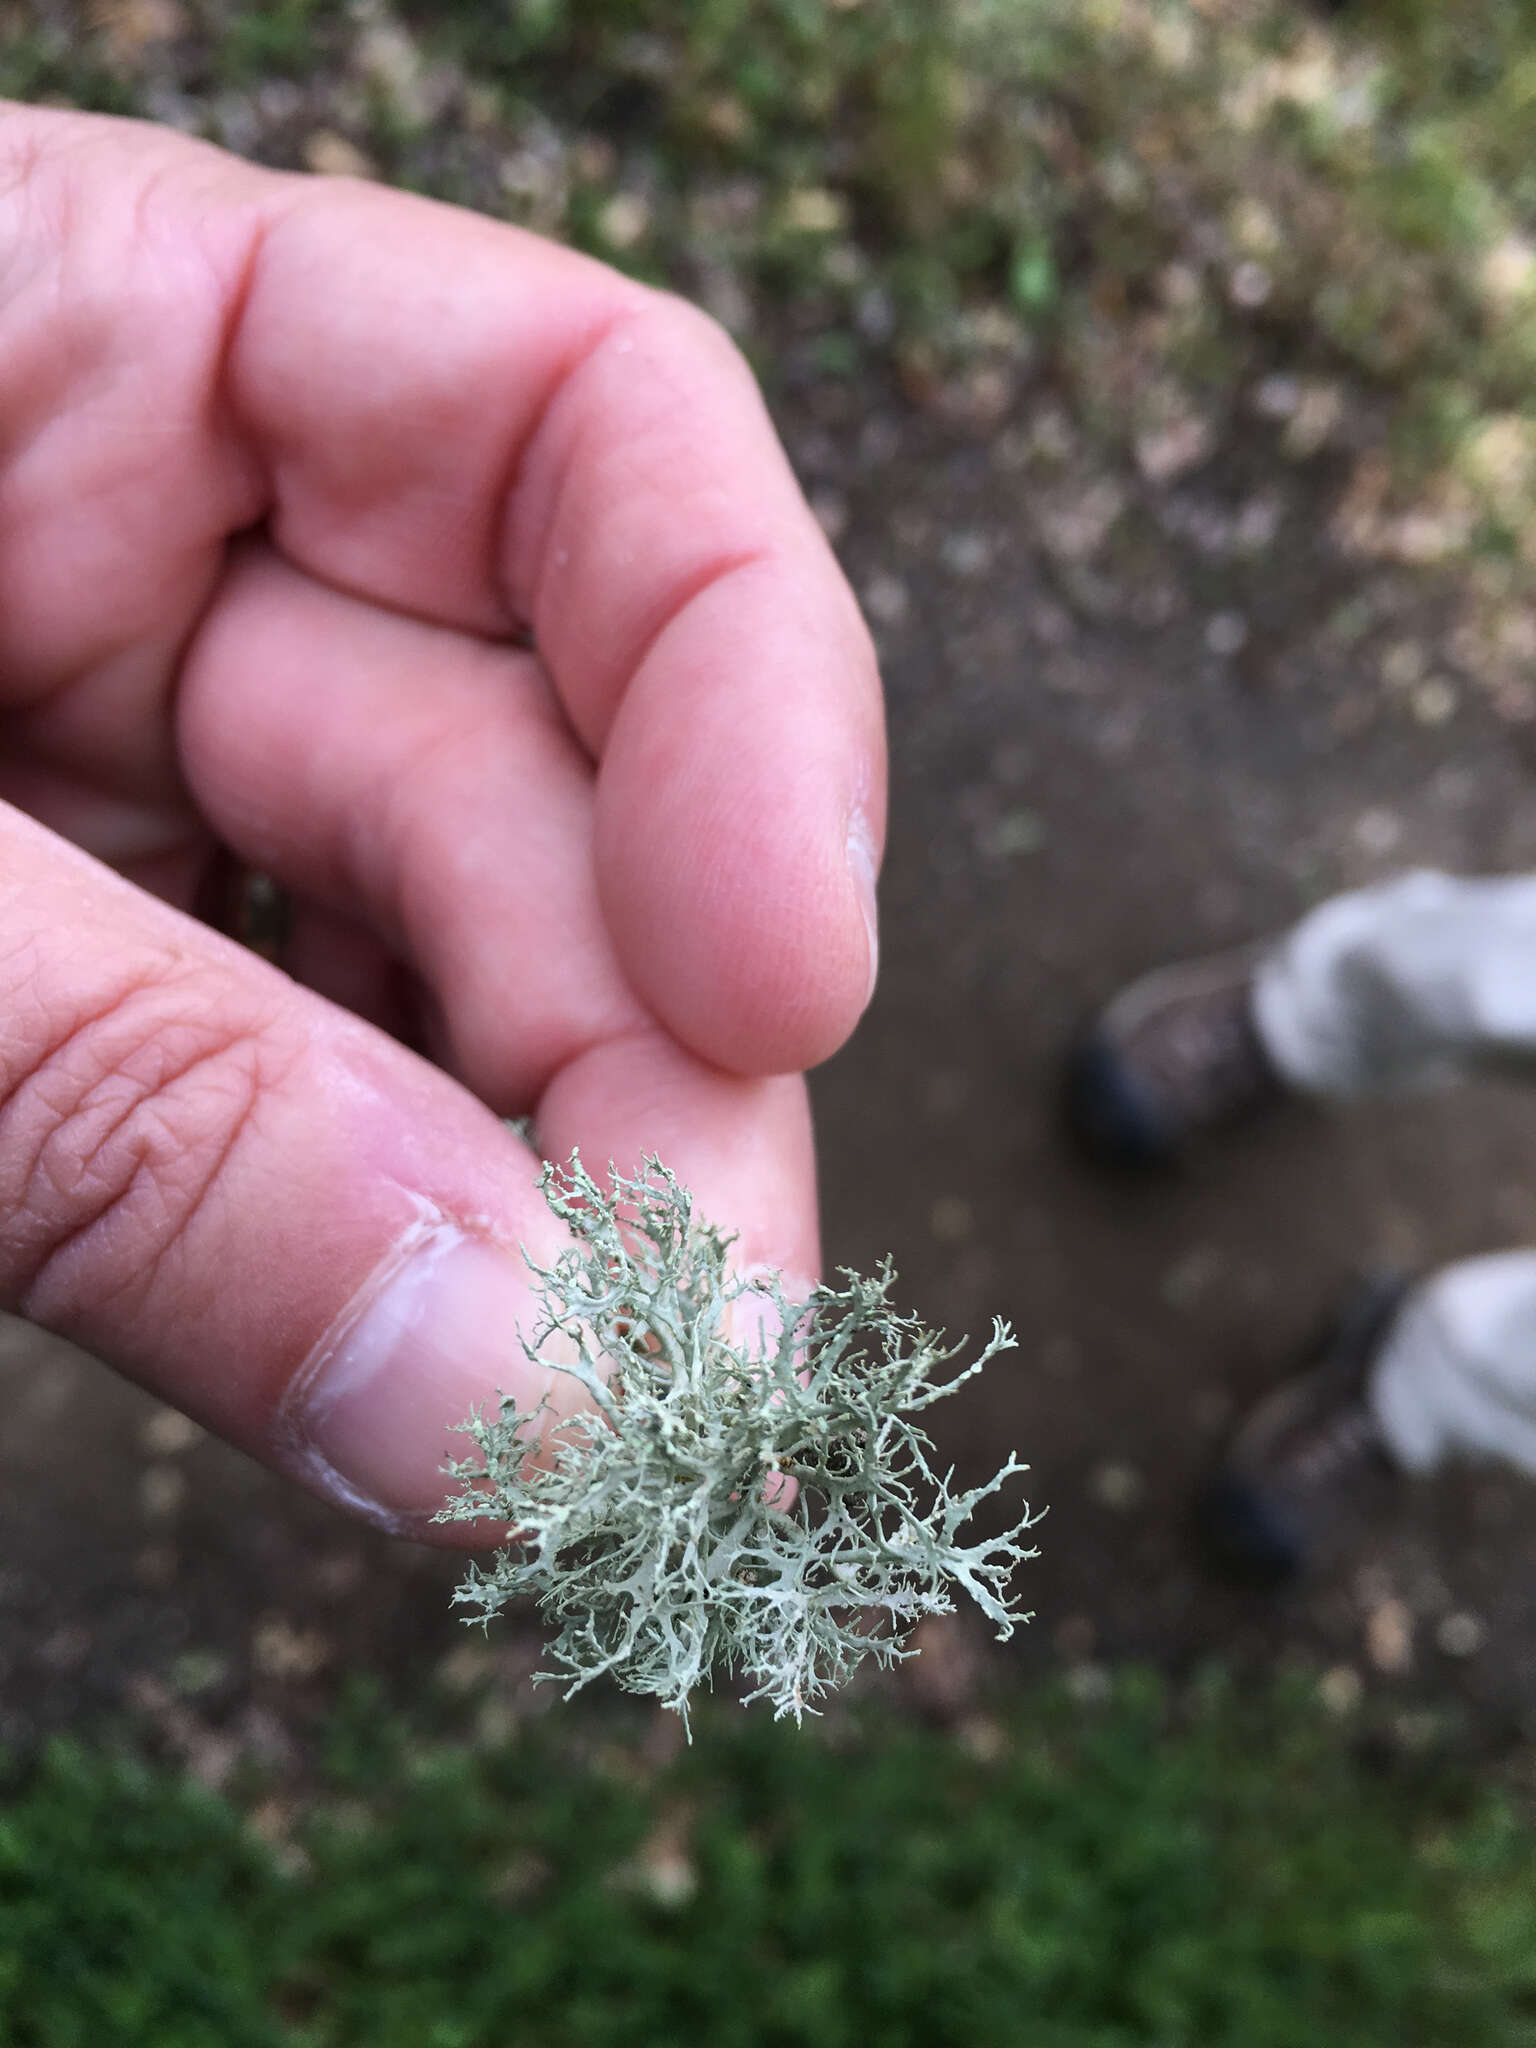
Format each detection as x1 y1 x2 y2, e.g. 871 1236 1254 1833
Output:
177 538 644 1113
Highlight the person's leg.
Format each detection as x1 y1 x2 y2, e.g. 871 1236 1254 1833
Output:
1368 1251 1536 1478
1201 1253 1536 1581
1071 869 1536 1161
1255 869 1536 1099
1071 868 1536 1570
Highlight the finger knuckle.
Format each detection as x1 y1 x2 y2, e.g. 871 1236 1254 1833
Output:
0 959 281 1322
640 288 749 383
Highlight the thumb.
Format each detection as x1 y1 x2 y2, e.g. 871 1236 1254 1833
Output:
2 806 573 1542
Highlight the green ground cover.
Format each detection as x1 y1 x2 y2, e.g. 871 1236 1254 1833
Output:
5 9 1536 2043
4 1671 1536 2047
8 2 1536 415
8 0 1536 670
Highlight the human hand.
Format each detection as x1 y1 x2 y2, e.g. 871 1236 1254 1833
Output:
0 106 885 1538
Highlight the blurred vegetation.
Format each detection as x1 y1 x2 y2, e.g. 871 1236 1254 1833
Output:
6 2 1536 611
3 15 1536 2038
6 1667 1536 2046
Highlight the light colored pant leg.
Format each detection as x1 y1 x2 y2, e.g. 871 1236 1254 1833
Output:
1371 1252 1536 1478
1250 869 1536 1476
1252 869 1536 1098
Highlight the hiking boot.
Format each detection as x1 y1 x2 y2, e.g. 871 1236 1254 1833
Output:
1197 1272 1413 1586
1066 943 1285 1165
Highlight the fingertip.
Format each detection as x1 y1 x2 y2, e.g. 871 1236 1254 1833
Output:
595 586 885 1077
603 832 875 1078
537 1033 819 1285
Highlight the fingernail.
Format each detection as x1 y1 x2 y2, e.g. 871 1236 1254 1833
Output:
846 810 881 1006
281 1223 543 1533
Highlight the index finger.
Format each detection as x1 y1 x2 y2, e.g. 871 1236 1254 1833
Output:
226 173 886 1078
3 105 884 1075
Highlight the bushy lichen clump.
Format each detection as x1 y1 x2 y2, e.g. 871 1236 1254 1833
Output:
437 1156 1039 1726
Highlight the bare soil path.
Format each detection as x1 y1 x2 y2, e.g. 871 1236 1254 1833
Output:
6 367 1536 1755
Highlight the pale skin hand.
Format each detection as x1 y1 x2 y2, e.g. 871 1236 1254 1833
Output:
0 106 886 1539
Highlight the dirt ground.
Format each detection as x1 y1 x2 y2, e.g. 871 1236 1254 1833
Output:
6 362 1536 1760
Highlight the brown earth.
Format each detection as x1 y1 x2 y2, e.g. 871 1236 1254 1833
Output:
6 361 1536 1761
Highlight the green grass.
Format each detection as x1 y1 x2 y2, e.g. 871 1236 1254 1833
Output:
214 0 336 84
11 0 1533 592
4 1669 1536 2047
7 3 1535 411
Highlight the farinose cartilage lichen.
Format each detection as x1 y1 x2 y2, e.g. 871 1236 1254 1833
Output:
436 1155 1040 1727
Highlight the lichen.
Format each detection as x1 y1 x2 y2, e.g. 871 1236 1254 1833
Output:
436 1154 1039 1728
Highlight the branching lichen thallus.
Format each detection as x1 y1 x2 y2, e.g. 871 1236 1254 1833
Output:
436 1155 1041 1729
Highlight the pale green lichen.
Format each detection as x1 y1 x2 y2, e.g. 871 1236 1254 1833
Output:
436 1154 1039 1727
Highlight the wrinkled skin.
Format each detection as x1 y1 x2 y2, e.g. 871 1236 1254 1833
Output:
0 106 885 1535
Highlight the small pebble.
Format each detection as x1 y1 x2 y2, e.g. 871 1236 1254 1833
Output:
957 1716 1007 1763
301 130 377 180
1284 382 1344 457
251 1615 331 1682
1366 1597 1414 1675
862 572 910 626
571 136 616 183
139 1465 186 1521
977 809 1046 859
1205 610 1249 657
1229 260 1272 308
477 1698 519 1749
1064 1662 1112 1706
640 1848 698 1910
1088 1460 1144 1513
993 424 1032 471
1234 494 1283 553
92 0 187 57
1435 1611 1487 1660
141 1406 203 1457
1027 408 1076 462
1353 806 1403 856
809 488 849 543
702 92 749 144
1379 639 1428 691
1411 678 1458 726
940 529 994 579
856 285 896 343
599 192 651 250
1318 1664 1363 1715
437 1641 497 1693
312 1550 366 1600
169 1649 228 1697
1136 414 1213 484
1253 373 1301 420
781 186 846 235
1158 261 1202 308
